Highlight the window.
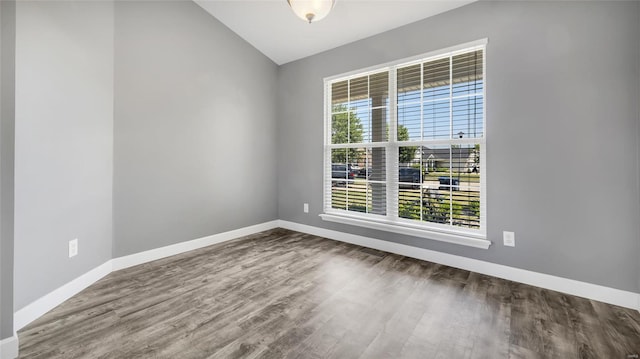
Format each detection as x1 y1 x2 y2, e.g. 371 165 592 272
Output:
321 40 489 249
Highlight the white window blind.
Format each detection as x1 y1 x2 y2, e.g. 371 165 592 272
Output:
322 40 488 248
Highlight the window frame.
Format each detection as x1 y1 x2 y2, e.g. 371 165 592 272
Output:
321 39 490 249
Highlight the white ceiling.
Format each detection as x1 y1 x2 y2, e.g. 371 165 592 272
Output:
194 0 476 65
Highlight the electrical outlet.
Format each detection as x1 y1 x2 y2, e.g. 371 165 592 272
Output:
303 203 309 213
69 238 78 258
503 231 515 247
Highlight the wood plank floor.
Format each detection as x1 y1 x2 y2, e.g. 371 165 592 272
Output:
18 229 640 358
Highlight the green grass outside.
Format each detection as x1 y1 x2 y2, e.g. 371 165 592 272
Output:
331 181 480 228
424 171 480 183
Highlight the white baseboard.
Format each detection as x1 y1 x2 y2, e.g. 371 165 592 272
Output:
278 220 640 312
112 221 280 271
13 261 112 332
14 220 280 333
0 334 19 359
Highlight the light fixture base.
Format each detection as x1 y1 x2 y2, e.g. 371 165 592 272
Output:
305 13 315 23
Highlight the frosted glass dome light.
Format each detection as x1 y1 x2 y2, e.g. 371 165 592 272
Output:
287 0 336 24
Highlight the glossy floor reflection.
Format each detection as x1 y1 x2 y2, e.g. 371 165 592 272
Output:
18 229 640 358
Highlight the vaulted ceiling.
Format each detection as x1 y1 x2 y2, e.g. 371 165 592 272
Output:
194 0 476 65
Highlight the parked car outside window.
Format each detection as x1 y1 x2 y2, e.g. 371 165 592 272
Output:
399 167 421 189
331 164 357 186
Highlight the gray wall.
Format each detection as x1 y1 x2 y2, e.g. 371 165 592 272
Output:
113 1 278 257
277 1 640 292
14 1 114 310
0 0 16 340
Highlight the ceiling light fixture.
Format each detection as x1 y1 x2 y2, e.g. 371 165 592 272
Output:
287 0 336 24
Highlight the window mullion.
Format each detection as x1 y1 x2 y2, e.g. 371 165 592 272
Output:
345 80 351 211
419 62 424 222
347 80 351 143
387 68 398 221
366 76 370 213
448 55 454 226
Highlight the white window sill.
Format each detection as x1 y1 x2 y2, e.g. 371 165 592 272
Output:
320 213 491 249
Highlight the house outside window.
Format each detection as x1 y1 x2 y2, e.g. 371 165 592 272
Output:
321 40 489 249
